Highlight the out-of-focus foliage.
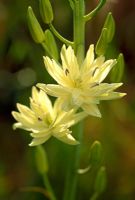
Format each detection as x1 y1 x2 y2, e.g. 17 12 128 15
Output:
0 0 135 200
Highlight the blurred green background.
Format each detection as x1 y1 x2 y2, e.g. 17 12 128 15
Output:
0 0 135 200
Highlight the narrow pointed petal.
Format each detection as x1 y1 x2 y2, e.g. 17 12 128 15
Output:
38 90 53 114
31 86 39 102
82 44 94 72
73 112 88 124
12 111 35 128
61 45 80 78
89 83 123 96
94 59 117 83
53 130 79 145
44 57 71 87
82 104 101 118
37 83 69 97
98 92 126 100
29 135 51 146
17 103 35 119
13 122 25 130
30 129 51 138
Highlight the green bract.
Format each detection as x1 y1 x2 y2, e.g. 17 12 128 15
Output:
39 0 53 24
27 6 45 43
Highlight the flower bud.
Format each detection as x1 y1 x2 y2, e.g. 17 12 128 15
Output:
110 53 125 82
35 145 49 174
89 140 103 167
27 6 45 43
103 12 115 43
96 28 108 56
94 166 107 194
44 30 59 60
39 0 53 24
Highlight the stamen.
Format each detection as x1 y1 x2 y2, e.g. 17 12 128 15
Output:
38 117 42 121
91 82 99 88
92 67 98 77
65 68 69 76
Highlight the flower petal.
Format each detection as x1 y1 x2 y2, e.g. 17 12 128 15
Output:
61 45 80 79
12 111 35 129
30 129 51 138
81 44 94 72
44 56 71 87
29 135 51 146
82 104 101 118
53 129 79 145
37 83 69 97
89 83 123 96
17 103 35 120
98 92 126 100
93 59 117 83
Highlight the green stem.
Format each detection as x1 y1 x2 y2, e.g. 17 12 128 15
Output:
90 192 98 200
49 23 74 46
84 0 106 22
73 0 85 64
43 173 57 200
63 1 85 200
41 42 52 57
63 122 83 200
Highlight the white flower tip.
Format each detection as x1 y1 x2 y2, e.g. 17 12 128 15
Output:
117 82 123 87
11 111 17 118
120 93 126 97
97 112 102 118
28 142 35 147
12 123 17 130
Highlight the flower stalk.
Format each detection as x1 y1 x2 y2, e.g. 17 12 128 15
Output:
63 1 85 200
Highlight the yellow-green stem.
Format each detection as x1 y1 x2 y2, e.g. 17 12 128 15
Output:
43 173 57 200
73 0 85 64
63 1 85 200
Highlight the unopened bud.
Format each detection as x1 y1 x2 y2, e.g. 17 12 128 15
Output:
110 53 125 82
94 166 107 194
44 30 59 60
35 145 49 174
39 0 53 24
27 6 45 43
96 28 108 55
89 140 103 167
103 12 115 43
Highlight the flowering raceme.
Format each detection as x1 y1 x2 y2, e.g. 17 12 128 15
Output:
37 44 126 117
12 87 87 146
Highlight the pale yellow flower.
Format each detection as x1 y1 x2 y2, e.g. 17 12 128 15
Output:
12 87 87 146
37 44 126 117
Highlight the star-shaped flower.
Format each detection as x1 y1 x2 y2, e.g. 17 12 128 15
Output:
12 87 87 146
37 44 126 117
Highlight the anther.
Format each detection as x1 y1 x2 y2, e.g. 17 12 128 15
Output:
38 117 42 121
92 67 98 77
65 68 69 76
